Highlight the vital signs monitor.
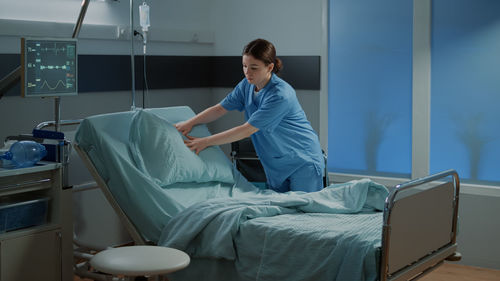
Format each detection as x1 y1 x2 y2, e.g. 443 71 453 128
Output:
21 38 78 97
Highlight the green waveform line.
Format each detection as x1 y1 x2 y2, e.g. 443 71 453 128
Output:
40 80 67 90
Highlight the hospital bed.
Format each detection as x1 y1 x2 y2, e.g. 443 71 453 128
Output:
73 106 460 281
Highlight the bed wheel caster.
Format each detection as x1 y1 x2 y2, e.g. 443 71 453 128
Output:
446 252 462 261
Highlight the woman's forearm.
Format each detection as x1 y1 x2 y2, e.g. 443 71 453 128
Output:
189 104 227 126
207 122 258 146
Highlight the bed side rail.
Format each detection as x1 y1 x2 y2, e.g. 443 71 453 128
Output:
380 169 460 281
73 142 147 245
35 119 83 130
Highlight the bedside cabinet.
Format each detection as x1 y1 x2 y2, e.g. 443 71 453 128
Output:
0 163 72 281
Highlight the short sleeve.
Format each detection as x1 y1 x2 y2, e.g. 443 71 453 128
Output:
220 79 246 112
248 94 290 132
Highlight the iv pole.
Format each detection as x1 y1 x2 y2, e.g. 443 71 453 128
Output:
74 0 137 111
130 0 136 110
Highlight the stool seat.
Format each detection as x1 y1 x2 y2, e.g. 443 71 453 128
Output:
90 245 190 276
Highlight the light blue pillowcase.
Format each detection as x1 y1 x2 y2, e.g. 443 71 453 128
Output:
129 110 234 186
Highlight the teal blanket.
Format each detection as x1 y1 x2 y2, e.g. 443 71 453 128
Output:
159 179 388 281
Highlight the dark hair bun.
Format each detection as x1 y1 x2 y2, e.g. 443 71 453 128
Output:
273 57 283 74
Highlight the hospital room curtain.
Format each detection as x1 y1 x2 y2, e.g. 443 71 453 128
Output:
430 0 500 184
327 0 413 178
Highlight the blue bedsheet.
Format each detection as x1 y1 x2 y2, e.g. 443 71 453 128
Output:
237 213 382 281
159 179 388 281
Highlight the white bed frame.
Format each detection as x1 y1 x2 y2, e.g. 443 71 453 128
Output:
74 142 460 281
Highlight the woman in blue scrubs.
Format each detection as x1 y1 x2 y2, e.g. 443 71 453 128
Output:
176 39 324 192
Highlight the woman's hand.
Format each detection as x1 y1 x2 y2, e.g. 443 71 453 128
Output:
175 104 228 136
184 135 210 155
175 121 193 136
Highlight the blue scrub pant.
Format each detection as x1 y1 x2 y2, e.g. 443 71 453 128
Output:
271 163 323 193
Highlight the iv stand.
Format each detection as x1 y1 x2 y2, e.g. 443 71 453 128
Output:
130 0 136 110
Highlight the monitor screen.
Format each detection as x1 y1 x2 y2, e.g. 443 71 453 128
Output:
21 38 78 97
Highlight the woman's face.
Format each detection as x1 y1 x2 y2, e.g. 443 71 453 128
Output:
242 54 274 89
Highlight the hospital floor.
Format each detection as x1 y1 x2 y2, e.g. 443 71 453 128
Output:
418 263 500 281
73 262 500 281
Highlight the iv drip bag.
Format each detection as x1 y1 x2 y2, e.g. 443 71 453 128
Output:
139 2 150 32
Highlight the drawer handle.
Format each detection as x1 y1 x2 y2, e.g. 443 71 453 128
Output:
0 178 52 189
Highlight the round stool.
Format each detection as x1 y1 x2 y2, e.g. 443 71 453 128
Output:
90 245 190 280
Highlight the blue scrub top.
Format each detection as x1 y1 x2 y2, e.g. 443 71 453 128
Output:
220 73 324 189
